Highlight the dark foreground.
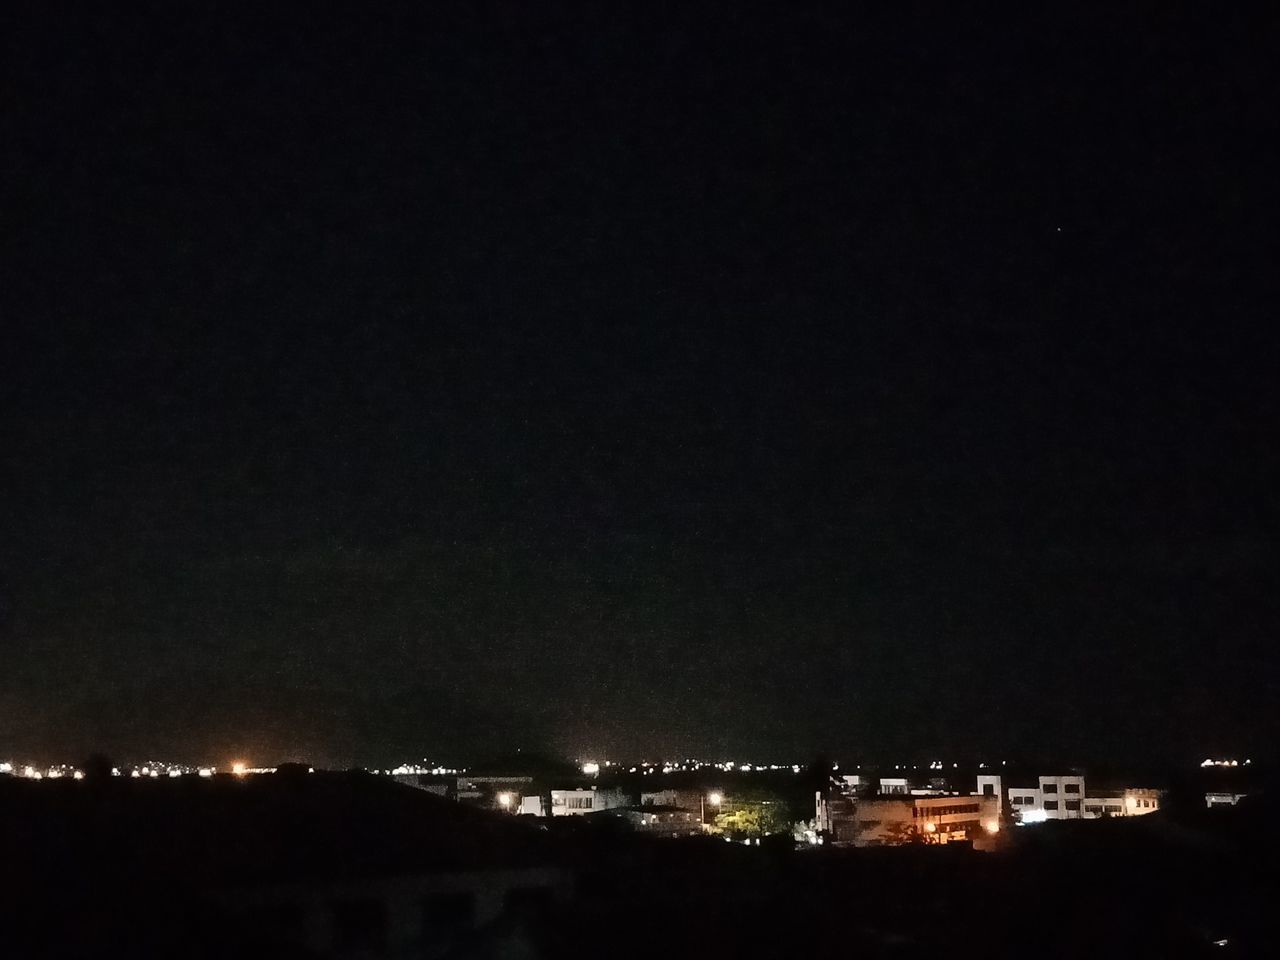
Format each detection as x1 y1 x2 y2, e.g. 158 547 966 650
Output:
1 771 1273 958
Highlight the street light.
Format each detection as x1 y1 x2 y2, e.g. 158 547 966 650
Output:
702 791 723 825
497 792 513 811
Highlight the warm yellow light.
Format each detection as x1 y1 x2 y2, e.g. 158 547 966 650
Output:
231 762 248 776
984 820 1000 833
923 821 937 833
708 792 723 806
497 792 513 808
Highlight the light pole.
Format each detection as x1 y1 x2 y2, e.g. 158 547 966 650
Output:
703 790 723 826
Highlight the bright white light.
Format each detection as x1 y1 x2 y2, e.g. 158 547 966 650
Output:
168 769 182 778
708 792 723 806
231 762 248 776
72 771 85 781
198 768 214 778
1021 810 1048 824
983 820 1000 834
923 821 937 833
497 792 513 808
0 762 12 774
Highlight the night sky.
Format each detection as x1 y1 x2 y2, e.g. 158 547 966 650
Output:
3 4 1277 768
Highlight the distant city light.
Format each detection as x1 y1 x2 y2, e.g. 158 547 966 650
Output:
581 762 600 776
198 767 214 777
1021 810 1048 825
0 762 12 774
231 762 248 776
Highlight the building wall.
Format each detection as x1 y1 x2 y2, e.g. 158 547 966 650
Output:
1010 779 1160 822
975 775 1002 801
1007 786 1043 821
607 808 703 837
1120 788 1161 815
640 788 705 811
549 787 628 816
854 795 1000 845
1038 775 1087 819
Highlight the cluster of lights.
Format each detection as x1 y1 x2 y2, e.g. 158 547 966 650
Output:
1 760 307 781
3 763 86 781
1201 758 1250 768
618 759 807 775
385 764 461 776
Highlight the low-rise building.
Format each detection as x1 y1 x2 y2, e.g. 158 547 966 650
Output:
1038 774 1087 819
854 795 1001 846
549 786 629 816
1008 776 1161 822
1085 787 1161 818
592 805 703 837
640 788 706 811
1205 792 1247 808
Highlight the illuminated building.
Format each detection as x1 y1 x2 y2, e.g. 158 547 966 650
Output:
851 794 1002 846
1008 776 1162 822
1205 792 1247 808
549 787 629 816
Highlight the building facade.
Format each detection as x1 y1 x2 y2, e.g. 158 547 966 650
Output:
549 787 628 816
1008 777 1161 822
853 795 1001 846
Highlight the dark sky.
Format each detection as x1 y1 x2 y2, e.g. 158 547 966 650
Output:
3 3 1277 768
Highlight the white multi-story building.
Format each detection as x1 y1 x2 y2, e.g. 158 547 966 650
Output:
1008 776 1161 822
1038 774 1087 819
974 774 1002 800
